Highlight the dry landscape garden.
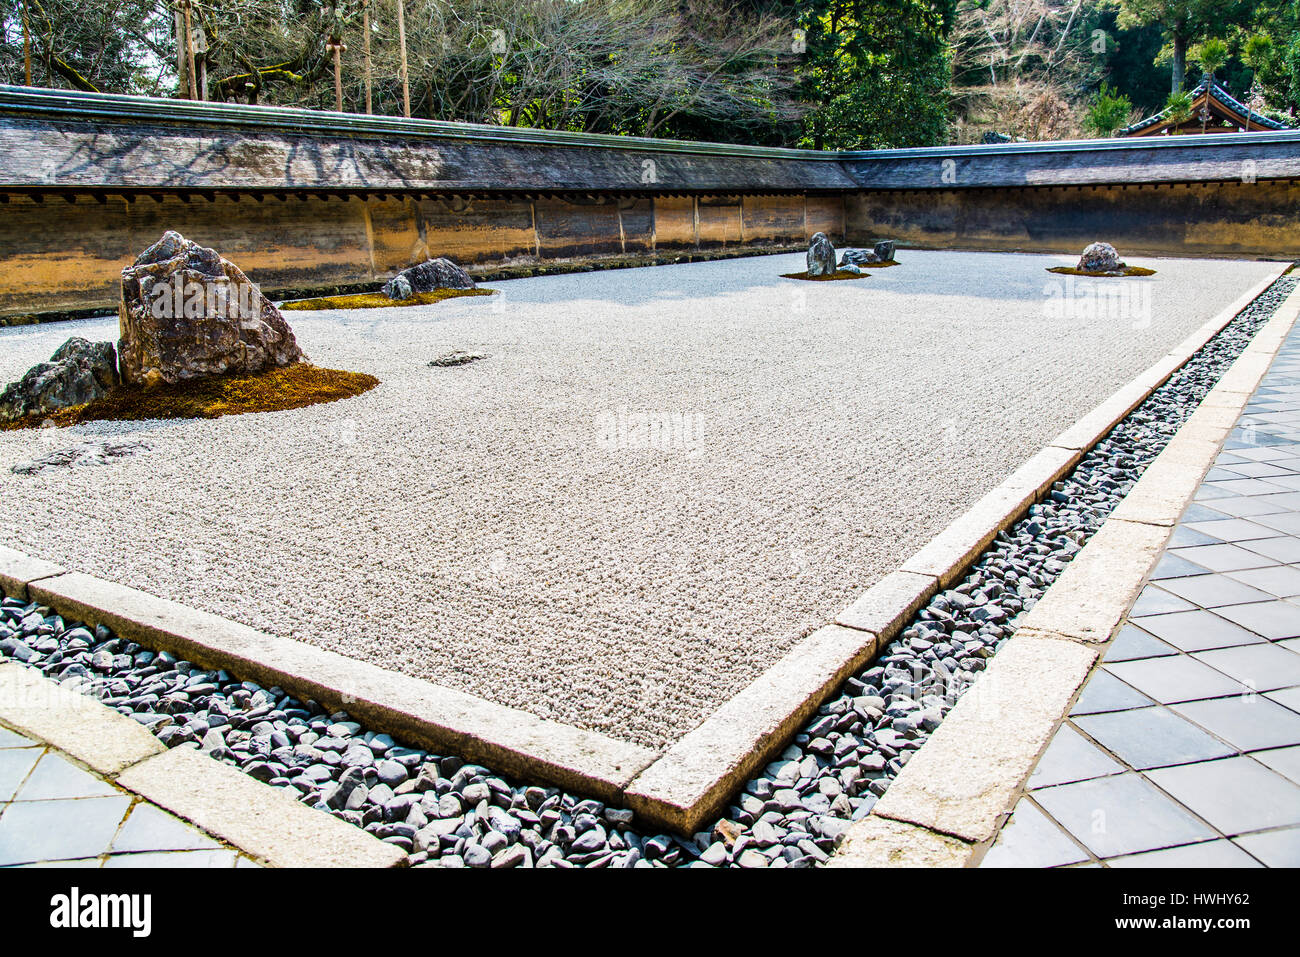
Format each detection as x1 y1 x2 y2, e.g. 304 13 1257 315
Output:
0 0 1297 906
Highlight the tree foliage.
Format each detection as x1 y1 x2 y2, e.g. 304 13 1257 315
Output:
1 0 1294 147
794 0 957 149
1084 80 1133 135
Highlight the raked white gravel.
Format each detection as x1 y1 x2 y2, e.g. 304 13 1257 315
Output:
0 250 1281 748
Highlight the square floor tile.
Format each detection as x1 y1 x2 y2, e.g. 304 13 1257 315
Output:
1169 543 1275 573
1224 437 1287 451
1132 610 1264 653
1129 586 1196 617
1070 671 1155 715
1074 706 1235 770
1240 536 1300 564
1252 745 1300 785
1105 656 1249 704
1233 827 1300 867
1266 687 1300 714
1173 695 1300 751
103 850 238 868
1148 756 1300 834
1157 574 1275 609
1105 839 1262 868
1183 502 1232 521
1226 443 1292 458
1186 517 1287 539
1029 724 1125 788
14 753 119 802
111 804 220 854
979 798 1088 868
1168 527 1221 548
1033 772 1215 859
1104 625 1178 663
0 748 42 803
1221 461 1293 479
1251 511 1300 536
1195 643 1300 692
1149 554 1211 580
1201 495 1292 519
1213 600 1300 640
0 795 131 866
0 728 33 750
1194 485 1236 502
1225 565 1300 598
1204 468 1242 483
1196 482 1290 500
22 858 103 868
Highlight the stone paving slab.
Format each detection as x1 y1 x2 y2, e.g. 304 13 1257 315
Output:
0 657 401 868
978 313 1300 867
0 723 259 868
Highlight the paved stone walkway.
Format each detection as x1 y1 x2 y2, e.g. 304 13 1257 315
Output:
0 724 260 868
981 323 1300 868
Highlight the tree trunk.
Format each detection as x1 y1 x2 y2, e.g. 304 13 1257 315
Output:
1171 31 1187 93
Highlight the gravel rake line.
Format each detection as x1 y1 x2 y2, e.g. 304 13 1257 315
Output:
1 270 1295 868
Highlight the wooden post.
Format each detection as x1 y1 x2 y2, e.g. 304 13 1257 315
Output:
396 0 411 117
180 1 198 102
334 46 343 112
21 1 32 86
173 9 188 97
363 1 373 114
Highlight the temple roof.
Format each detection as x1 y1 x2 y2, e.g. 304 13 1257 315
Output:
1119 77 1291 137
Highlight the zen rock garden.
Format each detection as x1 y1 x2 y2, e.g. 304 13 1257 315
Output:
0 230 1291 877
792 233 898 281
0 233 505 430
1047 241 1157 278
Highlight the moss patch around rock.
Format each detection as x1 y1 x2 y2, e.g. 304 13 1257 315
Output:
280 288 494 310
1 363 379 430
1046 266 1157 277
781 270 870 281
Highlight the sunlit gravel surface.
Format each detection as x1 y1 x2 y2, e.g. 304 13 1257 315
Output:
0 250 1281 748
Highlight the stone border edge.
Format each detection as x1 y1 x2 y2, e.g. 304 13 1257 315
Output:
0 563 656 806
827 277 1300 866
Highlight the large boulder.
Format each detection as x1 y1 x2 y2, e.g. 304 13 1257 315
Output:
873 240 897 262
807 232 837 277
119 231 303 387
0 338 120 423
383 258 476 300
839 247 881 267
1077 242 1125 274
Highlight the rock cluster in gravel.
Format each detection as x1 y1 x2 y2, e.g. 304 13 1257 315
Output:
1 272 1294 867
11 437 149 476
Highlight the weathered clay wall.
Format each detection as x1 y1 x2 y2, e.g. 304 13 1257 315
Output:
845 180 1300 261
0 192 839 317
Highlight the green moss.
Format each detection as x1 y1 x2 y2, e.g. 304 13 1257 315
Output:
1046 266 1157 277
280 288 494 310
1 363 378 430
781 270 871 281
